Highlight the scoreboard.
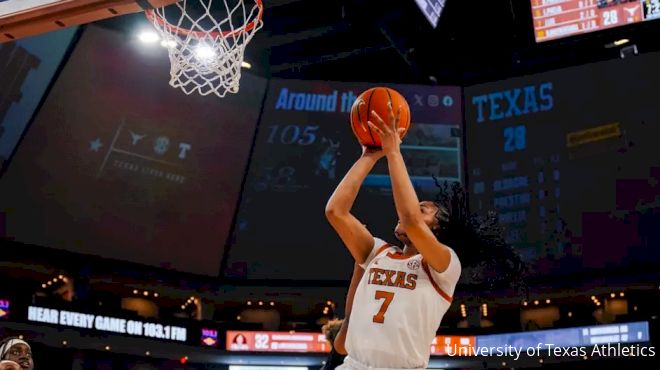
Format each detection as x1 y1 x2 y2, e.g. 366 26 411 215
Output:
226 331 475 355
465 51 660 276
226 331 330 353
532 0 660 42
225 323 650 354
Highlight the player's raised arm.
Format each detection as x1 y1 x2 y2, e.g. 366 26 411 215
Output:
368 107 452 273
325 148 383 264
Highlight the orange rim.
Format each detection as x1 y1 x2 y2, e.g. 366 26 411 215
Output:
145 0 263 39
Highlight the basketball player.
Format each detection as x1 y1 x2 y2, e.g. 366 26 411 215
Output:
325 104 461 369
0 338 33 370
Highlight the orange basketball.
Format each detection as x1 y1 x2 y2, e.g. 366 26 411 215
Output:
350 87 411 148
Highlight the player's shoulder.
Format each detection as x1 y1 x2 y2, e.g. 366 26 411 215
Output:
421 245 462 274
446 246 462 268
372 237 398 254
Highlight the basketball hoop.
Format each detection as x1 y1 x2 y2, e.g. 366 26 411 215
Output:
145 0 263 97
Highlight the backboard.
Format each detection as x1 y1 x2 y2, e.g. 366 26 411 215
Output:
0 0 179 43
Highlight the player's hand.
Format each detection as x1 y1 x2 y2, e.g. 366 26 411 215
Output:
368 103 404 156
361 145 384 160
0 360 21 370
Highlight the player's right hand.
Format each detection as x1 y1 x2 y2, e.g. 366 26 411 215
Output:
361 145 384 160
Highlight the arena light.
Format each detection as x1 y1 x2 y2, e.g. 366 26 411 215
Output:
619 292 624 297
533 300 539 305
610 293 616 298
241 61 252 69
194 45 216 61
105 345 111 351
138 30 160 44
237 315 241 320
160 39 177 48
546 299 551 304
270 301 275 306
145 351 151 356
614 38 630 46
247 301 252 305
568 312 573 317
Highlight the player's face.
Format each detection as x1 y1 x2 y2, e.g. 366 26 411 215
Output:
394 201 440 244
3 344 33 370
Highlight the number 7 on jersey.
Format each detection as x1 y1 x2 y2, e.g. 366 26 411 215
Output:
372 290 395 323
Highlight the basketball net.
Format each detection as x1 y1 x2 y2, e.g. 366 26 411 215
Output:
146 0 263 98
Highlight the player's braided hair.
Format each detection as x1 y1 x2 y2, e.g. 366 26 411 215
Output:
430 180 527 296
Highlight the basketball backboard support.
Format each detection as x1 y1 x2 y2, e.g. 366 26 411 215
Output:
0 0 180 43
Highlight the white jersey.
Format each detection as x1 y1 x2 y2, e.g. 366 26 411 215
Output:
344 238 461 369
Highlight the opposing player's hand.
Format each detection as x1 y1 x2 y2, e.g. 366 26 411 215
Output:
368 103 405 156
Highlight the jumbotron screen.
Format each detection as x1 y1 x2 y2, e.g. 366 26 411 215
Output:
532 0 660 42
465 51 660 277
224 79 462 280
0 26 266 276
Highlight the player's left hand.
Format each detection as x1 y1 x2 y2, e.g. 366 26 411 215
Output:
368 103 405 156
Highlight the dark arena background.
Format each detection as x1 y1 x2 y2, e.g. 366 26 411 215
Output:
0 0 658 369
